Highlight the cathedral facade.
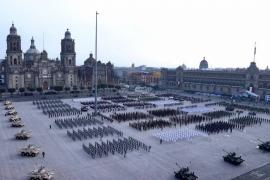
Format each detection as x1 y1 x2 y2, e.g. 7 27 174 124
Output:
1 24 116 90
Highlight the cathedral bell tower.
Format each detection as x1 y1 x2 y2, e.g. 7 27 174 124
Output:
60 29 76 67
6 23 22 67
6 23 24 89
60 29 77 88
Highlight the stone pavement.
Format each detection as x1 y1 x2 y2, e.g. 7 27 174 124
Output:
0 98 270 180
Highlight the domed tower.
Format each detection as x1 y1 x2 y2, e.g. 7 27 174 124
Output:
6 23 22 67
199 57 208 69
60 29 76 67
24 37 40 65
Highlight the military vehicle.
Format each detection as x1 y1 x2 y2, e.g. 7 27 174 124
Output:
11 120 24 127
15 130 31 140
81 106 89 112
5 110 17 116
174 163 198 180
5 105 15 110
257 139 270 152
4 100 12 105
223 150 244 165
248 112 256 116
20 144 40 157
28 166 54 180
226 106 234 111
9 115 21 122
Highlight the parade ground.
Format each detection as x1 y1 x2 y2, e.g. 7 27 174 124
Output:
1 95 270 180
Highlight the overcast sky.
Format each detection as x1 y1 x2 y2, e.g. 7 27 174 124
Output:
0 0 270 69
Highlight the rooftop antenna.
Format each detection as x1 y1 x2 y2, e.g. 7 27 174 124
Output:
254 42 256 62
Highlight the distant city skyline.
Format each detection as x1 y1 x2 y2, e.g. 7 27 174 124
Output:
1 0 270 69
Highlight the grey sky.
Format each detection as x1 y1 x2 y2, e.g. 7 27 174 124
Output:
0 0 269 69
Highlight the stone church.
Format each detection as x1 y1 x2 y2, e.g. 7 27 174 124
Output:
2 23 116 90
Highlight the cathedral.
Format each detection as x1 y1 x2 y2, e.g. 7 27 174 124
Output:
1 23 116 90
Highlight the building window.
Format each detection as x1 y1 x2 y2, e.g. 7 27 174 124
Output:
14 58 17 65
69 59 72 65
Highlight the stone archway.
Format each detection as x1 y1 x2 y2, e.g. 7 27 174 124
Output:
43 81 48 90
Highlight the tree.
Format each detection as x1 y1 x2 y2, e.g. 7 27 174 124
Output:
65 87 70 91
73 86 78 91
27 87 35 92
53 86 63 91
0 88 6 98
36 87 43 94
19 88 25 93
8 88 16 95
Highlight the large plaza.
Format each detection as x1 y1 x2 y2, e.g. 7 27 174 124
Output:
1 92 270 180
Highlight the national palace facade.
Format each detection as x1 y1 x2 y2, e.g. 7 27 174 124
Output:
160 57 270 98
0 24 117 90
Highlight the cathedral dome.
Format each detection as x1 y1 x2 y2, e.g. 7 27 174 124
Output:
247 61 259 72
65 29 71 39
84 53 95 66
25 37 40 54
9 23 17 35
199 57 208 69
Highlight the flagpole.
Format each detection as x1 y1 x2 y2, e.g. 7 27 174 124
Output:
94 11 98 115
254 42 256 62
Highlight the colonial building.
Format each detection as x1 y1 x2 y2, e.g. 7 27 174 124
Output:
0 59 5 88
2 23 117 90
160 57 270 98
127 71 161 86
77 53 116 88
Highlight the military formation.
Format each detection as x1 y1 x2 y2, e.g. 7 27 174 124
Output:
202 110 234 119
82 137 149 159
55 115 103 129
123 101 156 109
110 111 151 123
129 119 172 131
67 125 123 141
90 103 126 112
229 116 270 127
195 121 238 134
170 114 211 126
33 99 81 117
148 108 180 117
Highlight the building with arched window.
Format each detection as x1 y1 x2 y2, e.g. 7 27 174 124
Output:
160 57 270 98
2 24 117 90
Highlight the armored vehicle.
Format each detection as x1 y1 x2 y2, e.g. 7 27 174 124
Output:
223 150 244 165
5 110 17 116
174 163 198 180
5 105 15 110
81 106 89 112
15 130 31 140
11 120 24 127
20 144 40 157
4 101 12 105
258 139 270 152
29 166 54 180
9 115 21 122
